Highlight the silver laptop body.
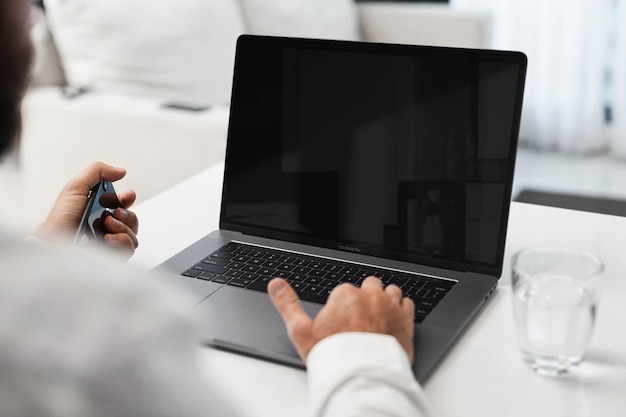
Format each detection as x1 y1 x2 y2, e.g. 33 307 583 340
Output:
158 35 527 382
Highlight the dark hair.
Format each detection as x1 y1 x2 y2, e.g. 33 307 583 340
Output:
0 1 33 157
0 99 23 158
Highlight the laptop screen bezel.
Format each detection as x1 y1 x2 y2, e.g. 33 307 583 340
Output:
219 35 527 278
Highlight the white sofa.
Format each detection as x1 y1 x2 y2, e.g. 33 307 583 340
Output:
3 1 490 231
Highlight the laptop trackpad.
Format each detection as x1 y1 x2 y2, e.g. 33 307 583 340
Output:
192 286 323 365
155 272 223 307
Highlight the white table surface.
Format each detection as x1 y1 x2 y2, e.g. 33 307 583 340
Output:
131 162 626 417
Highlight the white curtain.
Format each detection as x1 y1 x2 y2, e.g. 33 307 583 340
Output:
610 0 626 156
451 0 614 154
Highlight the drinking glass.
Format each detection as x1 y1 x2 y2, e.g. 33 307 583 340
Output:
511 246 604 377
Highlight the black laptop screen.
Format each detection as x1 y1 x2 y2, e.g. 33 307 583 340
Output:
221 36 526 275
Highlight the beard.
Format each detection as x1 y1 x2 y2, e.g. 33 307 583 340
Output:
0 2 34 158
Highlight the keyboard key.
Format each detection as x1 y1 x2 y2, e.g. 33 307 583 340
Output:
233 248 252 255
197 272 217 281
297 291 327 305
325 272 343 282
258 268 278 276
406 279 426 289
243 265 261 273
219 243 239 253
425 282 455 292
202 257 230 267
411 297 438 309
359 270 377 278
232 255 251 263
309 270 328 278
290 274 307 282
291 282 308 292
262 260 280 268
182 269 201 278
246 281 268 292
209 251 235 260
304 276 324 285
340 275 362 284
242 273 260 281
315 279 334 288
278 263 296 272
324 280 342 289
429 291 445 300
309 261 327 269
415 307 432 316
388 275 408 285
227 278 251 288
303 285 323 294
225 270 244 278
292 258 312 267
227 261 246 270
193 263 228 275
324 263 344 273
408 287 431 298
211 275 230 284
256 251 273 259
342 267 359 276
257 276 272 284
280 255 298 264
265 253 282 261
320 287 334 296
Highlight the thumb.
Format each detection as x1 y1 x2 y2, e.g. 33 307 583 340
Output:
267 278 314 359
81 162 127 188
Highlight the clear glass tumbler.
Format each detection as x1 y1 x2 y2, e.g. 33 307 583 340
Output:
511 246 604 377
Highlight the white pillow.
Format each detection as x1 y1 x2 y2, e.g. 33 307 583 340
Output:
29 6 65 87
239 0 360 41
44 0 246 105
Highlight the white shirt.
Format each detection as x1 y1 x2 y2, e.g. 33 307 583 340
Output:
309 332 432 417
0 234 430 417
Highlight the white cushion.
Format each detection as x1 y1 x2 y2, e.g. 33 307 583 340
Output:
359 4 490 49
43 0 246 105
29 6 65 87
239 0 360 40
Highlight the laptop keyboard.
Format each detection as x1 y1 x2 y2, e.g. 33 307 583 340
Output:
181 242 456 323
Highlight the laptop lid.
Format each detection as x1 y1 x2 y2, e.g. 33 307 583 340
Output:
220 35 527 278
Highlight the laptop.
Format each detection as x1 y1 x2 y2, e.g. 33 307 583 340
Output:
157 35 527 382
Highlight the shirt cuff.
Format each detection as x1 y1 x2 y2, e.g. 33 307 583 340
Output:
306 332 429 417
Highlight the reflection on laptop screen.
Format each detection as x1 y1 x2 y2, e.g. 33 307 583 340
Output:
222 36 526 275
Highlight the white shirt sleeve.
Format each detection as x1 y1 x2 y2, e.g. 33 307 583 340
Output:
0 241 240 417
306 332 432 417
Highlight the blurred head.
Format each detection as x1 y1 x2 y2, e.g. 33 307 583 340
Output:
0 0 33 157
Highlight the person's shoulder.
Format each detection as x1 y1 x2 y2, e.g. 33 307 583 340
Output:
0 239 192 325
0 232 236 417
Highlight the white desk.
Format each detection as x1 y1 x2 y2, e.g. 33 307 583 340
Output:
131 163 626 417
